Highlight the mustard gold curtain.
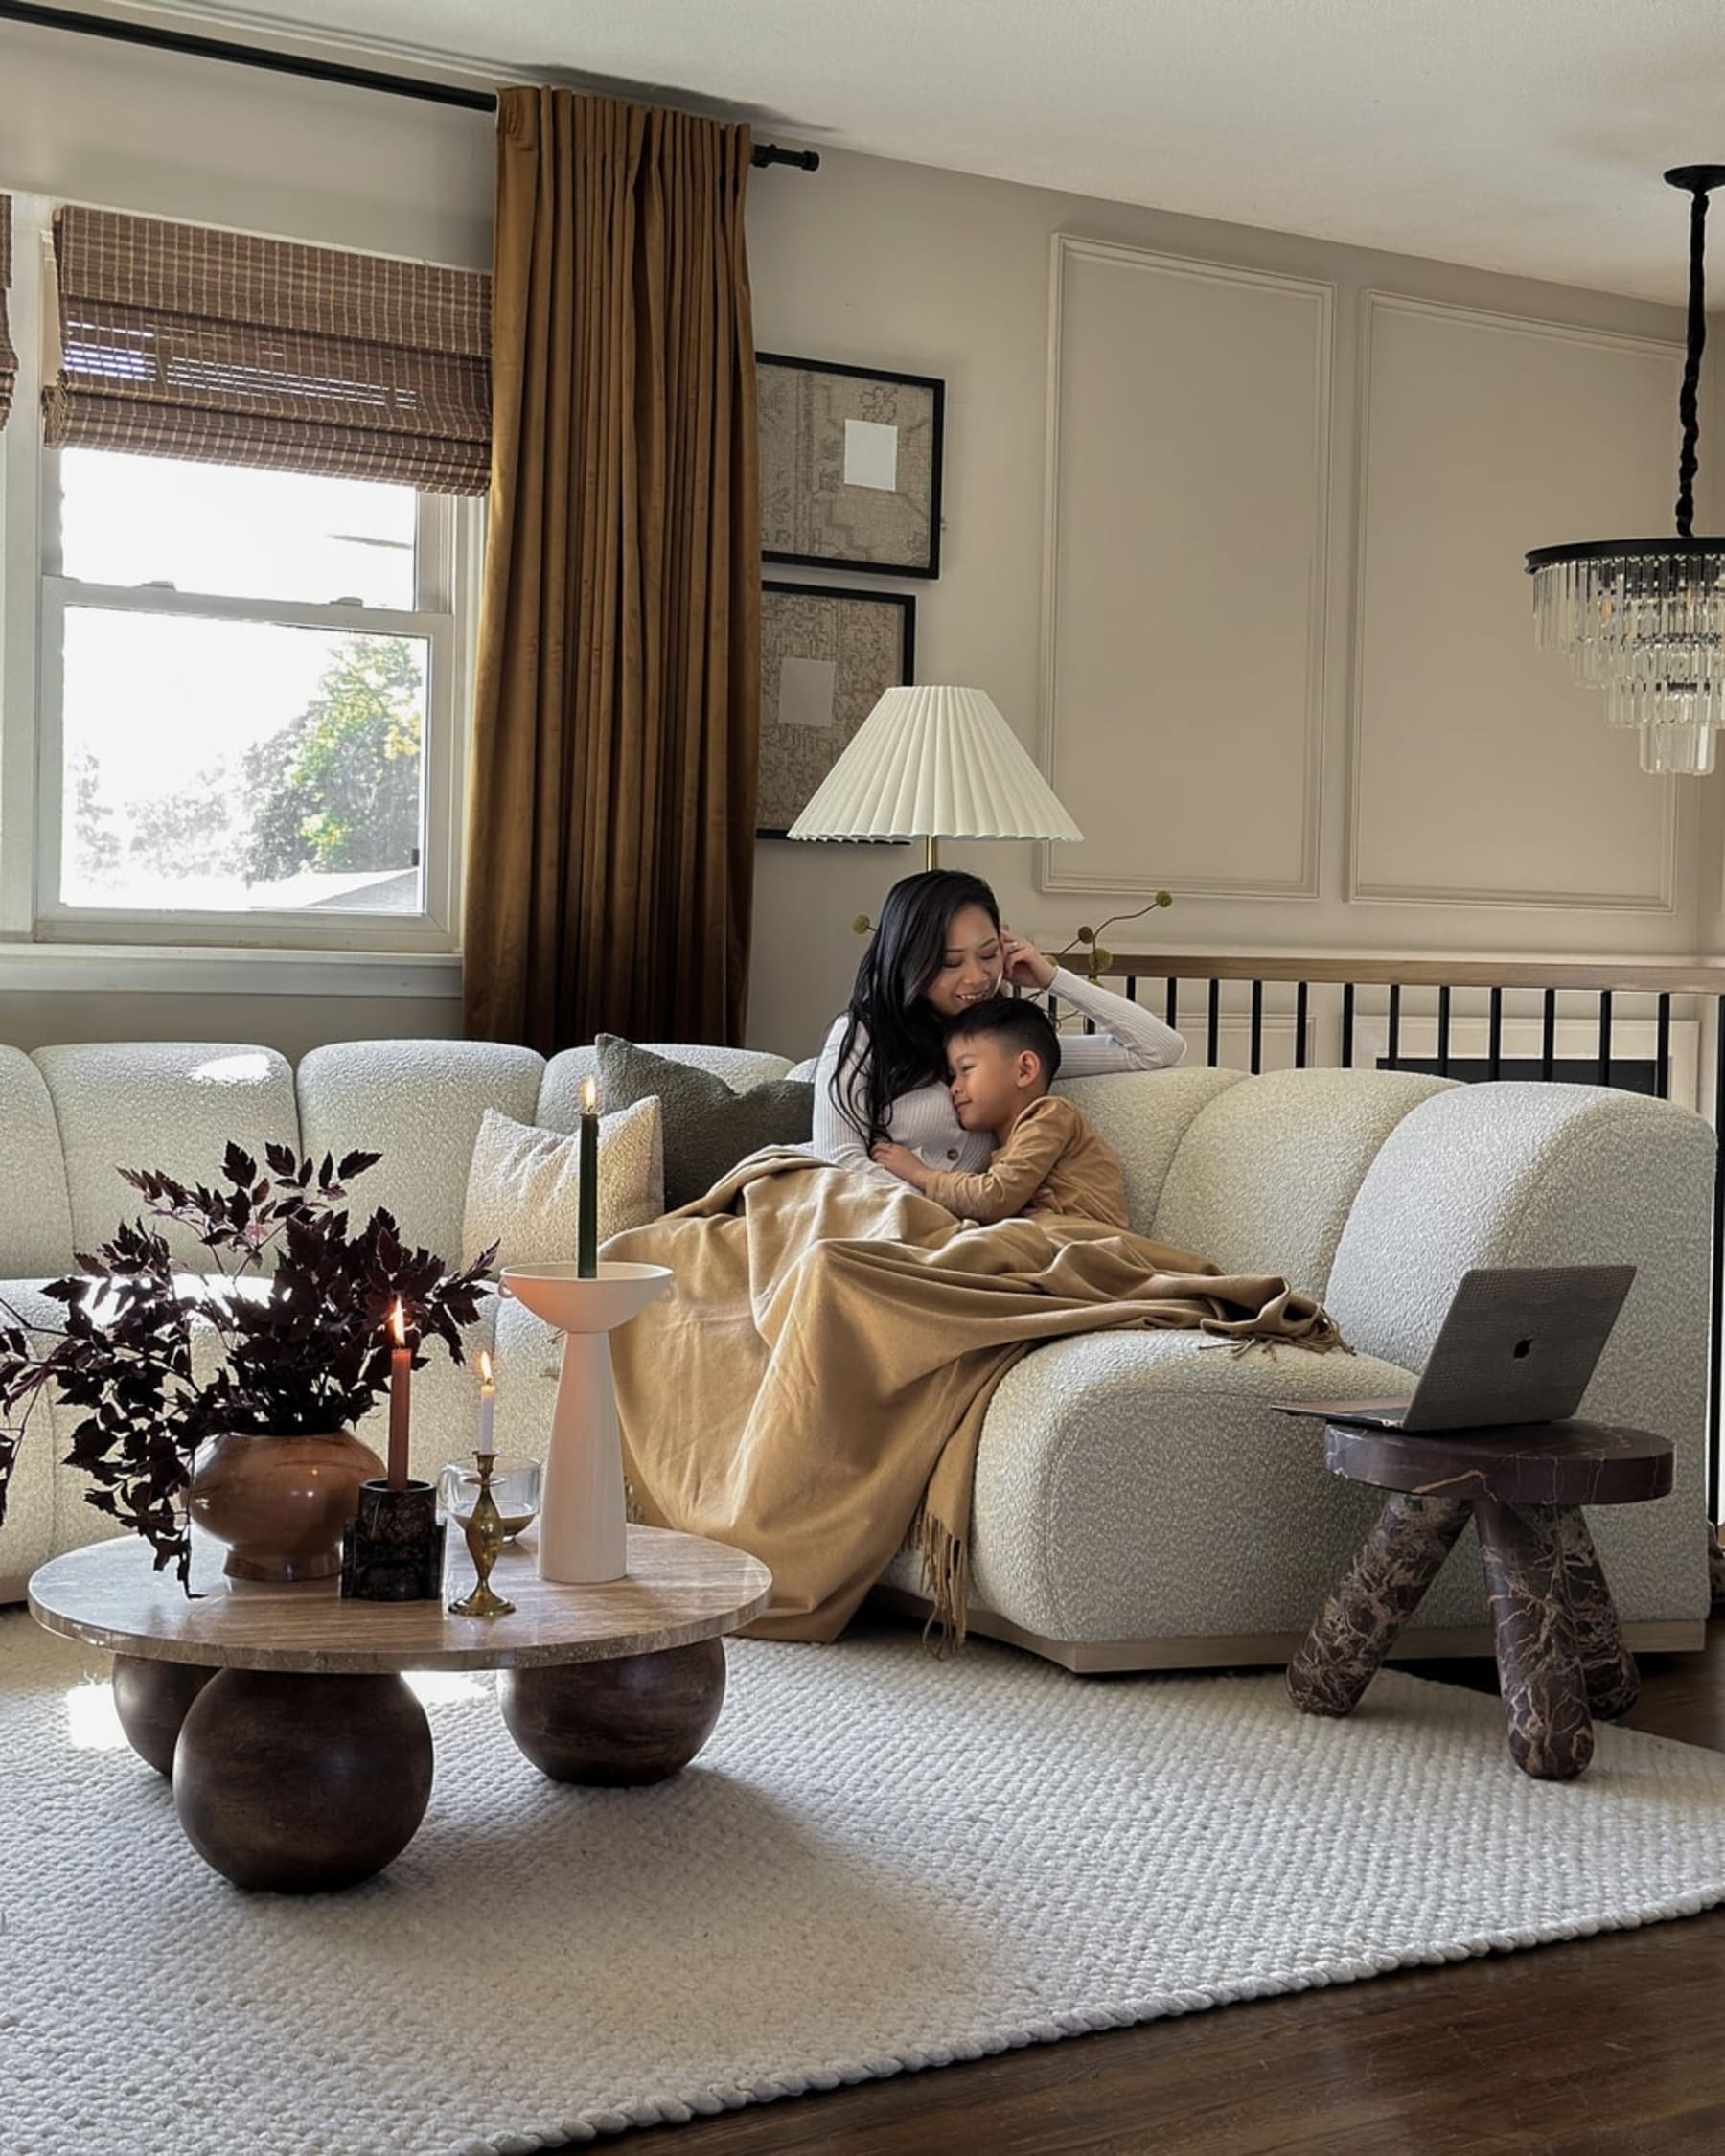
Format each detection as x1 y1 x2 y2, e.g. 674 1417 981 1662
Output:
465 88 761 1051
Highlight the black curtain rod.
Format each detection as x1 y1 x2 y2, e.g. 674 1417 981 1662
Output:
0 1 820 169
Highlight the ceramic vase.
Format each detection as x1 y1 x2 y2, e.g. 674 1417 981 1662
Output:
500 1262 674 1583
187 1428 385 1582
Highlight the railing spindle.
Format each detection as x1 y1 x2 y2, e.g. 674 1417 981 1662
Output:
1657 992 1672 1099
1542 990 1556 1081
1207 978 1221 1068
1488 987 1503 1082
1295 980 1309 1067
1598 991 1613 1088
1125 975 1138 1002
1387 983 1401 1066
1250 979 1264 1074
1438 985 1452 1076
1342 982 1355 1068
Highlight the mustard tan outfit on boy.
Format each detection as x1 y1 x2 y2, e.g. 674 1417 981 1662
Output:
916 1093 1130 1227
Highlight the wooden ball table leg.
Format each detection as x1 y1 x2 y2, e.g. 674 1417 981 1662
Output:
1475 1498 1594 1782
1288 1492 1472 1717
111 1654 217 1777
172 1669 434 1892
498 1638 727 1784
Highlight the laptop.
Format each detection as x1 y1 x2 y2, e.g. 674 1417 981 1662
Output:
1274 1263 1634 1434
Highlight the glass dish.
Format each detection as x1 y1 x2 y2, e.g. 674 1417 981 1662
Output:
437 1458 542 1541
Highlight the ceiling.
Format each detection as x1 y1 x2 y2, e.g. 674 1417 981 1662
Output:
82 1 1725 303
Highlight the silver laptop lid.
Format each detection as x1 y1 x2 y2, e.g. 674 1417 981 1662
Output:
1400 1264 1635 1433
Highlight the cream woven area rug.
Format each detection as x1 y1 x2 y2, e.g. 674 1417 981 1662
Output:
3 1610 1723 2156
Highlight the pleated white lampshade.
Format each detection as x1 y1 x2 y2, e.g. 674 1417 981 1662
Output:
786 685 1083 849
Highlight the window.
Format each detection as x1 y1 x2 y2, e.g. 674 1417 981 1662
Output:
41 449 462 941
0 194 480 961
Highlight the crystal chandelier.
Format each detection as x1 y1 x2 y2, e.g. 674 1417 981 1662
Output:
1528 166 1725 776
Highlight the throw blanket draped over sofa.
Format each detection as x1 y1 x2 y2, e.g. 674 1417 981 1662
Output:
607 1152 1345 1641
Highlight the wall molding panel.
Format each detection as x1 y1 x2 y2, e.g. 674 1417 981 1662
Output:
1038 234 1334 902
1347 291 1683 915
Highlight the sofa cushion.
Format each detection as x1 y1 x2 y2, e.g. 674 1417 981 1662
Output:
0 1049 75 1277
461 1099 664 1271
1151 1067 1454 1296
296 1041 543 1263
33 1044 302 1273
538 1043 794 1130
595 1037 815 1209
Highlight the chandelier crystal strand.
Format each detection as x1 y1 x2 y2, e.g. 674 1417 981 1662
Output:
1528 167 1725 775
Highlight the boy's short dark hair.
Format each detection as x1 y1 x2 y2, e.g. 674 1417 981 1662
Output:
943 996 1062 1088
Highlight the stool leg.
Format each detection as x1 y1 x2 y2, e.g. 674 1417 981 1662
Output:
1551 1508 1639 1720
1289 1493 1471 1718
1475 1498 1594 1781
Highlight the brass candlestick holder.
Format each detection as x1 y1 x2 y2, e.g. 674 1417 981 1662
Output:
448 1451 516 1618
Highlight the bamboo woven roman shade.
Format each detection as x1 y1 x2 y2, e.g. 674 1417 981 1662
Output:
0 198 17 434
44 205 491 493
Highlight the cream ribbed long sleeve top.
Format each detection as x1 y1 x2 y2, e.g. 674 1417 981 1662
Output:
811 968 1185 1177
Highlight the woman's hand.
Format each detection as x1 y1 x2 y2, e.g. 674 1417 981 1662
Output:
871 1140 931 1190
1000 931 1057 992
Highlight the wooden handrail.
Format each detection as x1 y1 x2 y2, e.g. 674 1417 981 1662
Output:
1095 954 1725 993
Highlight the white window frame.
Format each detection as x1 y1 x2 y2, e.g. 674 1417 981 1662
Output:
0 192 478 975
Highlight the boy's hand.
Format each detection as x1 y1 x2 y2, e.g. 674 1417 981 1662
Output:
871 1140 930 1189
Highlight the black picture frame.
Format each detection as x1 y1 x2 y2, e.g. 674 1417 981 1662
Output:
756 579 917 839
757 352 946 580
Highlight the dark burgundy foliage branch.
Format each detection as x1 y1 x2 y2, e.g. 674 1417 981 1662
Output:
0 1142 495 1591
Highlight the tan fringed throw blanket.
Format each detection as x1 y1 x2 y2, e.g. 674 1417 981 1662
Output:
605 1152 1346 1645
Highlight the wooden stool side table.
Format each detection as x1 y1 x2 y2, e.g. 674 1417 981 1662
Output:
1287 1419 1673 1781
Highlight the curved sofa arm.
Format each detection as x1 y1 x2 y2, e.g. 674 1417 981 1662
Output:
1326 1082 1714 1605
960 1330 1419 1642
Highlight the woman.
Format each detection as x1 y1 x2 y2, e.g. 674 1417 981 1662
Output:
814 869 1184 1177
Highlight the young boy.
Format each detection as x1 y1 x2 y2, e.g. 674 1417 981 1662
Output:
870 997 1131 1227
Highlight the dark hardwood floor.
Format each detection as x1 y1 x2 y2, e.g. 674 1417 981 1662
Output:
636 1615 1725 2156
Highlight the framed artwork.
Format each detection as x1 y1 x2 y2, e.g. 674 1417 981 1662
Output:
757 353 945 579
757 580 916 838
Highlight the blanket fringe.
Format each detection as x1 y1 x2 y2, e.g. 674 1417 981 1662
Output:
1200 1314 1354 1357
914 1509 970 1658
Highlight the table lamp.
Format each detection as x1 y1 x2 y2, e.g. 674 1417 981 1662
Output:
786 684 1083 870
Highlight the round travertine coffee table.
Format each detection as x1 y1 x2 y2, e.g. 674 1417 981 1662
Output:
29 1525 771 1893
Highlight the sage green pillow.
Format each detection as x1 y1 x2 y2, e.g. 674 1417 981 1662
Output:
594 1037 815 1209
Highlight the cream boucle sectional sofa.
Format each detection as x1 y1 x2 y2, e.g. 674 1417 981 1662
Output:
0 1039 1713 1668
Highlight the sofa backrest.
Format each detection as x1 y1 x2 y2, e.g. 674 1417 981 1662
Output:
31 1043 302 1273
0 1046 76 1276
1149 1067 1456 1294
296 1040 545 1261
1057 1067 1242 1237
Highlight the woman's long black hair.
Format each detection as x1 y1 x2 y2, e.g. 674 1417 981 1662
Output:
828 870 1002 1146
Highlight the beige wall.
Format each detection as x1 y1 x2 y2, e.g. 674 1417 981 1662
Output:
0 19 1710 1067
745 150 1706 1059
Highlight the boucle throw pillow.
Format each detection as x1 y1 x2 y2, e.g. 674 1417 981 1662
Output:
595 1036 815 1209
462 1098 664 1271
